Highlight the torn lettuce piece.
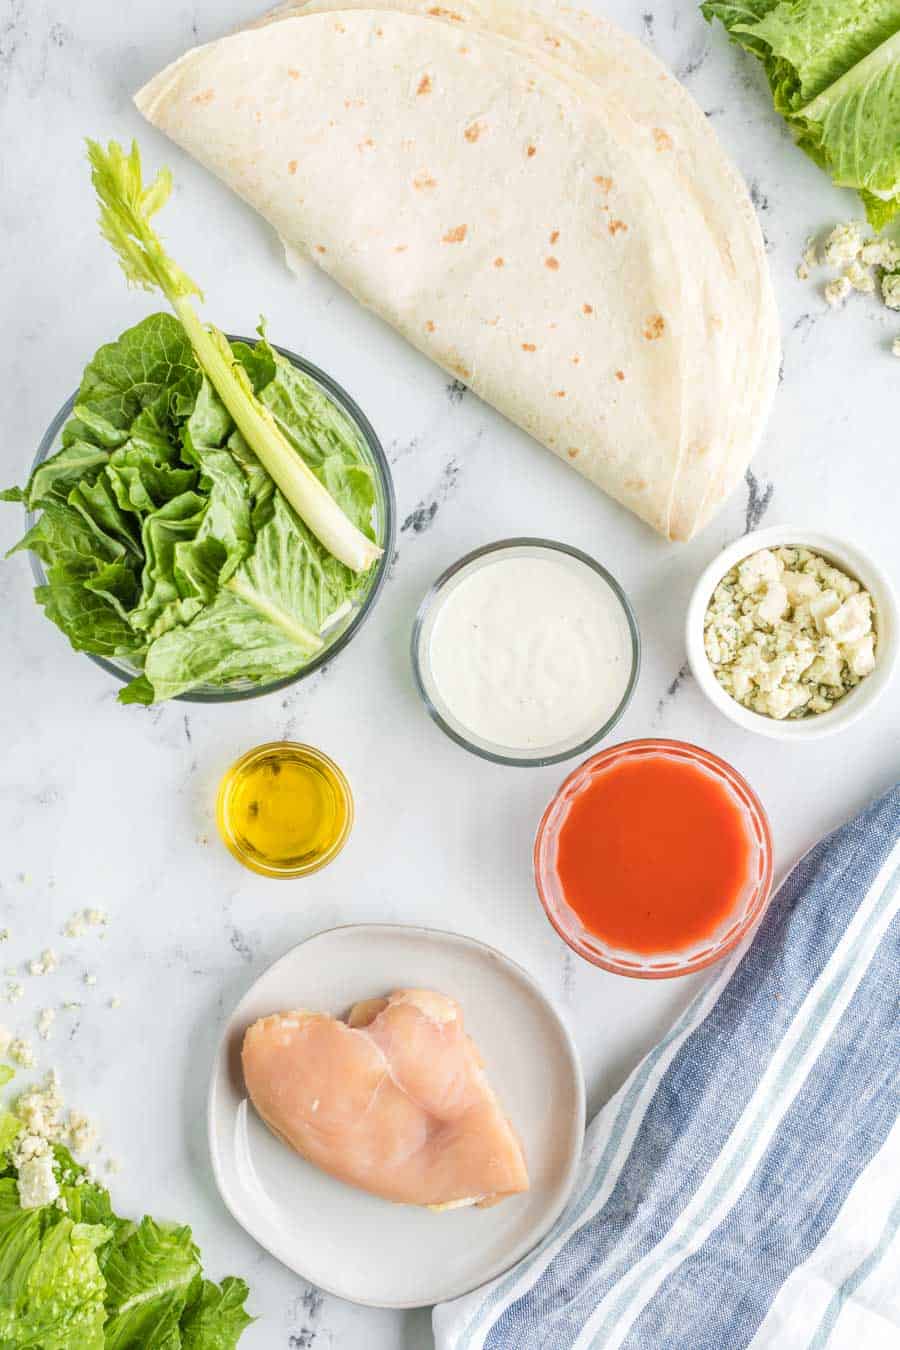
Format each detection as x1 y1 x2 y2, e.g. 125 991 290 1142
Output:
180 1277 255 1350
703 0 900 226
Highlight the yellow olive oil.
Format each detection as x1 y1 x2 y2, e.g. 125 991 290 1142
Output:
217 743 353 877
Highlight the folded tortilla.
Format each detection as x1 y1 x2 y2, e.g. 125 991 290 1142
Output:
136 2 779 539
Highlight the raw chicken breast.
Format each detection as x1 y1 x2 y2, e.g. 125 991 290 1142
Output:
242 989 529 1209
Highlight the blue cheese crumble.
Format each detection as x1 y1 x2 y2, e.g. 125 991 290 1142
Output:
704 548 877 719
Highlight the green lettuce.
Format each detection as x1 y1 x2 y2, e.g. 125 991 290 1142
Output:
4 311 377 703
0 1134 252 1348
703 0 900 226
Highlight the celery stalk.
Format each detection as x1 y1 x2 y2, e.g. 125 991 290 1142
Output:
86 139 382 575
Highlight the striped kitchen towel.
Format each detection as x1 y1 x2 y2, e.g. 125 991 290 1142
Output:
434 784 900 1350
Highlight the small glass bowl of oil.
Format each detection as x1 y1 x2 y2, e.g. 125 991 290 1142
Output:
216 742 353 878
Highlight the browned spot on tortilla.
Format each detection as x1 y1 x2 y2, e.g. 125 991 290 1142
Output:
593 175 613 192
287 68 300 80
615 369 625 381
334 19 346 31
545 256 559 271
571 355 581 365
190 88 215 105
464 122 485 143
567 447 580 458
315 245 327 254
459 45 470 54
493 257 505 267
417 74 433 95
526 144 537 157
413 171 438 190
608 219 628 236
425 320 436 332
428 5 463 17
583 303 593 315
394 245 408 253
485 316 500 326
442 224 468 243
375 26 383 35
653 127 673 151
625 476 647 491
287 160 298 175
344 97 366 109
549 322 557 330
450 358 470 379
521 342 536 352
554 390 566 398
711 314 724 330
550 230 559 244
544 34 561 47
357 137 375 151
643 314 666 340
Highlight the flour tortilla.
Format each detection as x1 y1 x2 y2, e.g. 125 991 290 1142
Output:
136 6 779 539
250 0 781 537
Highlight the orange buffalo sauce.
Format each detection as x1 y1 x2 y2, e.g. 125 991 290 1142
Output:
554 750 756 954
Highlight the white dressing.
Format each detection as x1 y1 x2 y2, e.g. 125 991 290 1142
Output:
425 551 634 754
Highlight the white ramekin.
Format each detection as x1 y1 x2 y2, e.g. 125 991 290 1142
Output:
686 527 898 742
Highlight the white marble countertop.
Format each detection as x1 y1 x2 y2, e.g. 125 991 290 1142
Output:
1 1 898 1346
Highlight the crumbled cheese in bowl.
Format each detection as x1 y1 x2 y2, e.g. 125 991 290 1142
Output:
704 548 878 721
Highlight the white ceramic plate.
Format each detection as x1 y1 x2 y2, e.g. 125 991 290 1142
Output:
208 924 585 1308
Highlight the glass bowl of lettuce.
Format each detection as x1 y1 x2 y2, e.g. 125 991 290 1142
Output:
7 316 395 705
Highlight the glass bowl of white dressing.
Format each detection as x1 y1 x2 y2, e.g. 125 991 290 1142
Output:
411 539 640 766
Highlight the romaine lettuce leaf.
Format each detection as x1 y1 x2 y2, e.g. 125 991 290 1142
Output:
703 0 900 225
75 313 201 437
102 1218 200 1349
0 1180 109 1348
180 1277 254 1350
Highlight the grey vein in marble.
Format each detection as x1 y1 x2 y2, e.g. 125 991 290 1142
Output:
655 660 692 721
401 457 460 535
743 468 775 535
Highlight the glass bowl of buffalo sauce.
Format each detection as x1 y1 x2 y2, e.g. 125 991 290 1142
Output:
534 739 773 978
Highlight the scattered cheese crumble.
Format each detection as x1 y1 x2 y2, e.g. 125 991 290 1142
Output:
63 908 108 939
799 222 900 348
84 972 97 987
846 260 875 294
37 1008 56 1041
14 1137 59 1210
704 548 878 720
893 337 900 358
68 1109 97 1154
9 1037 35 1068
8 1073 106 1208
28 948 59 977
824 276 851 308
822 221 863 265
882 273 900 310
0 930 9 943
0 1025 11 1056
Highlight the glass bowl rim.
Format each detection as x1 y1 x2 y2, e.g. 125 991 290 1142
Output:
25 334 396 704
534 737 775 978
410 537 641 767
215 739 354 878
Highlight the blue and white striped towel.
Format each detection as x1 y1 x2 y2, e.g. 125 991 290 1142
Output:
434 784 900 1350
